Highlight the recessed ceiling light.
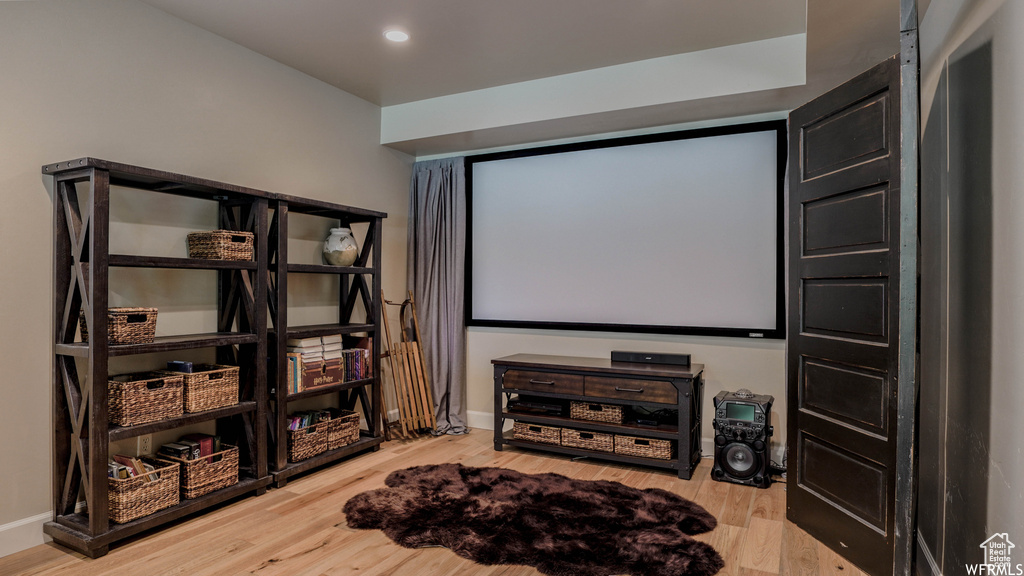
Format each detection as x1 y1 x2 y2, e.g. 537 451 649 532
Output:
383 29 409 43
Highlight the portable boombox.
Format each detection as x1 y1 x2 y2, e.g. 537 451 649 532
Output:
711 389 774 488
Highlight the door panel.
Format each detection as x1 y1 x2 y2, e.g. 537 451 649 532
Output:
787 54 907 576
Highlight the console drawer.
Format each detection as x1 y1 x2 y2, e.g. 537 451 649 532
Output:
585 376 677 404
502 370 584 395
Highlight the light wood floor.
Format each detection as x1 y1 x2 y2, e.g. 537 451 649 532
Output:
1 430 867 576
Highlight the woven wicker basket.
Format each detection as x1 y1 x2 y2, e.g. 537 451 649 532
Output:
108 460 180 524
161 445 239 500
187 230 254 261
561 428 614 452
614 434 674 460
327 410 360 450
162 364 239 413
80 307 158 344
109 371 184 427
512 421 561 445
570 401 624 424
287 422 327 462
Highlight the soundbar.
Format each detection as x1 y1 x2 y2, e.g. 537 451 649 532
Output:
611 350 691 366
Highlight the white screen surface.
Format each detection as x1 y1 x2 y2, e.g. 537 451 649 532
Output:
469 126 781 335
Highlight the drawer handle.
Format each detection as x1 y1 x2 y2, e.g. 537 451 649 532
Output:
529 379 556 386
614 386 645 393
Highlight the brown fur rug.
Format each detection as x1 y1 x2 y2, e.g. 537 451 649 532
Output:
343 463 723 576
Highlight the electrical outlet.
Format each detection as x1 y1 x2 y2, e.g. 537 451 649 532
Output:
137 434 153 455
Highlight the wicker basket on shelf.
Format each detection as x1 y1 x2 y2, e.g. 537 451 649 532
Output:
187 230 254 261
561 428 614 453
287 422 327 462
326 410 360 450
160 445 239 500
512 421 561 445
80 307 158 345
162 364 239 413
570 401 624 424
614 434 674 460
108 371 183 427
108 460 180 524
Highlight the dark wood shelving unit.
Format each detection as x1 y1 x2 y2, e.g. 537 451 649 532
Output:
46 158 388 557
267 195 386 488
46 159 274 558
493 354 705 479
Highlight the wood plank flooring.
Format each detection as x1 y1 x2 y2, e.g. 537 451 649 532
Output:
0 430 868 576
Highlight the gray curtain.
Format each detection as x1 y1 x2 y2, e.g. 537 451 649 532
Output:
407 158 468 435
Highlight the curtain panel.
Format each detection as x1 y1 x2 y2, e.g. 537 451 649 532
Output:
407 158 468 434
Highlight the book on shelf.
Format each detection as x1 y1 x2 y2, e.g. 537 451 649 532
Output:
285 336 323 348
109 454 159 482
180 433 214 463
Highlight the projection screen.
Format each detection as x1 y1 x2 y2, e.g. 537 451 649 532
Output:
466 121 785 339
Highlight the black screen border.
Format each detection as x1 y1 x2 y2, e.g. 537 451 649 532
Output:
464 119 787 340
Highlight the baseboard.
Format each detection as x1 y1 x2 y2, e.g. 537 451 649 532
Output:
470 411 785 468
0 511 52 559
468 410 498 431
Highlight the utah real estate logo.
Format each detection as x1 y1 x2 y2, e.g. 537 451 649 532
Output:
967 534 1022 575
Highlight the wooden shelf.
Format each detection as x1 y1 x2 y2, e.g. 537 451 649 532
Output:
280 378 374 402
279 323 375 340
108 254 257 270
271 435 383 485
43 476 271 555
56 332 259 358
286 263 372 275
503 411 679 440
501 431 680 471
500 387 678 411
108 402 257 442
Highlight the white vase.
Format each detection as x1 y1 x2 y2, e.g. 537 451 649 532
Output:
323 227 359 266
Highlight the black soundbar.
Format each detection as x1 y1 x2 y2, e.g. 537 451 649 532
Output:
611 350 690 366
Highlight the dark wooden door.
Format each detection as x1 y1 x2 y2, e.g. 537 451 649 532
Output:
787 54 915 576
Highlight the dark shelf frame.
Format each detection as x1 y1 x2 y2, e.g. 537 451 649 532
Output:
46 159 273 558
492 354 704 480
45 157 389 557
108 402 258 442
267 194 385 487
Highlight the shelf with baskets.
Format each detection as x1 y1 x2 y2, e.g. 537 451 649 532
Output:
267 194 386 488
45 158 272 558
492 354 705 479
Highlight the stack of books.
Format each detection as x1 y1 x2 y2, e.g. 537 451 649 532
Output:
287 409 332 431
108 454 160 481
157 433 223 463
284 335 371 394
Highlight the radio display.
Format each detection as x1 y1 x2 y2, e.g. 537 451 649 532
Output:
726 403 756 421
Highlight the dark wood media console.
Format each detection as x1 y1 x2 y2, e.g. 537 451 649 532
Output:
492 354 704 479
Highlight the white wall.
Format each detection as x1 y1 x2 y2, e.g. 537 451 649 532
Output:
0 0 411 557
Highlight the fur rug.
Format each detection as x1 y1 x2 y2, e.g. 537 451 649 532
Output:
343 463 723 576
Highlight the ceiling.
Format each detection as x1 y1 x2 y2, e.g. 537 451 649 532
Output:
139 0 808 107
138 0 907 155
